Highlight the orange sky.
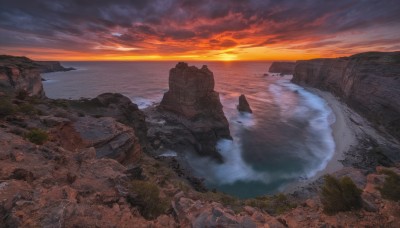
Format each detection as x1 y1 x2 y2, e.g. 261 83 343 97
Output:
1 1 399 61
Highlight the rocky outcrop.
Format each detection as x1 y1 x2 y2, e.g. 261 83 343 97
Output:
237 94 252 113
71 117 142 163
157 62 231 160
269 62 296 75
0 55 45 97
34 61 75 73
292 51 400 141
68 93 148 152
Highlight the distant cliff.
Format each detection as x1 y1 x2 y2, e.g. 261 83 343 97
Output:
34 61 75 73
269 62 296 75
292 51 400 140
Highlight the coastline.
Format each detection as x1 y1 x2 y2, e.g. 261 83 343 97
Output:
284 88 358 193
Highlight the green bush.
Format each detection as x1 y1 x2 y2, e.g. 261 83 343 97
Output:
378 169 400 201
0 97 15 118
18 103 37 115
26 129 48 145
320 175 362 214
129 180 169 219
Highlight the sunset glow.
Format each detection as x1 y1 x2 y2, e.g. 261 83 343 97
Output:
1 0 399 61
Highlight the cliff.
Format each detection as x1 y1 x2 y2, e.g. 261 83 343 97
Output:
0 55 45 97
292 51 400 141
157 62 231 160
269 62 296 75
34 61 75 73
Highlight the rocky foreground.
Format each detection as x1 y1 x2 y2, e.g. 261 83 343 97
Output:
1 55 400 227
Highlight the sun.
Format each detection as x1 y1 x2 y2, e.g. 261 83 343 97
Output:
218 53 237 61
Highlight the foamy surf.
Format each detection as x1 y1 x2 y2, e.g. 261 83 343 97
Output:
189 76 336 197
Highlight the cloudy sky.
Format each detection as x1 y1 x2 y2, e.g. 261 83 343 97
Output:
1 0 399 60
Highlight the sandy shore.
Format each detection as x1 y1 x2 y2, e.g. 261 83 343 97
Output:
309 89 357 177
284 88 358 192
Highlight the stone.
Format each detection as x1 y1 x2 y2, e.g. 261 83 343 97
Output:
237 94 252 113
69 93 148 152
72 116 142 163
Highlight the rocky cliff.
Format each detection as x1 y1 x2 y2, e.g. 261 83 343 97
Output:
292 52 400 141
269 62 296 75
0 55 45 97
34 61 75 73
157 62 231 160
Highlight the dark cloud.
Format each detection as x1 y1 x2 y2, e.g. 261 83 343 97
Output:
0 0 399 58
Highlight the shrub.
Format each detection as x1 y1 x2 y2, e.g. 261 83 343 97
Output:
18 103 37 115
129 180 169 219
320 175 362 214
378 169 400 202
26 129 48 145
0 97 15 118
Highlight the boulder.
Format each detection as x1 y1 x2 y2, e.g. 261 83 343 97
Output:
237 94 252 113
72 116 142 163
269 62 296 75
158 62 231 160
68 93 148 152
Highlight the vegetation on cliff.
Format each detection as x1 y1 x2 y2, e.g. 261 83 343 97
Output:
320 175 362 214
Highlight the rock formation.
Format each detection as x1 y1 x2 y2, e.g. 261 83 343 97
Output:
292 51 400 141
269 62 296 75
68 93 148 152
34 61 75 73
157 62 231 160
0 55 45 97
237 94 252 113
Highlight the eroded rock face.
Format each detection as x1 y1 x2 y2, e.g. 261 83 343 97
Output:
269 62 296 75
237 94 252 113
72 117 142 163
292 51 400 141
157 62 231 160
69 93 148 152
160 62 221 120
0 55 45 97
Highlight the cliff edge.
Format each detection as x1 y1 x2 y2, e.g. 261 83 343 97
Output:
292 51 400 141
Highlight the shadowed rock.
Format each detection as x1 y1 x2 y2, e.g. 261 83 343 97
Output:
237 94 252 113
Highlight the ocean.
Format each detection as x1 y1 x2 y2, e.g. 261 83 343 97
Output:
43 61 335 198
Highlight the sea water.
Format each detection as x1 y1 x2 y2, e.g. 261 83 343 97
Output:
43 61 335 198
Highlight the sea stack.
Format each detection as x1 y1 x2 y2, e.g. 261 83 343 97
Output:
159 62 231 160
237 94 252 113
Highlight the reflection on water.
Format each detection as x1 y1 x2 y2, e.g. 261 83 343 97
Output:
43 61 335 198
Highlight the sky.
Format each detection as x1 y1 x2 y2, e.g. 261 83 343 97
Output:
0 0 399 61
